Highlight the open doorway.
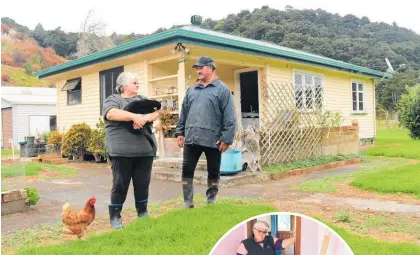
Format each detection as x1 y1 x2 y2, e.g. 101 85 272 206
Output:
237 70 260 129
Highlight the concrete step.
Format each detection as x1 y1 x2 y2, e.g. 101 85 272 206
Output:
153 158 207 171
151 166 270 188
42 158 69 165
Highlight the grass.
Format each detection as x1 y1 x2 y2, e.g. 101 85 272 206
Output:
14 198 275 255
297 157 410 193
1 149 19 158
6 196 420 255
1 162 76 178
368 129 420 159
350 162 420 198
265 154 360 174
1 65 52 87
297 173 352 192
326 221 420 255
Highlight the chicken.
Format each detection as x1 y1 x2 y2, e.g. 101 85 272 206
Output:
62 196 96 238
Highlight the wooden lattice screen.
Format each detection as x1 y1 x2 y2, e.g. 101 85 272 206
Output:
259 75 325 166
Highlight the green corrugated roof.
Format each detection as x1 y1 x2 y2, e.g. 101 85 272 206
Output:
34 25 391 79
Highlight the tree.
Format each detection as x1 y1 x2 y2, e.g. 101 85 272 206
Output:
398 84 420 139
76 10 114 58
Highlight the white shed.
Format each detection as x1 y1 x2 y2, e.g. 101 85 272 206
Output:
1 86 57 149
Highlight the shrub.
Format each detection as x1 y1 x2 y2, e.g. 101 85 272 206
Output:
23 63 33 75
24 187 40 205
88 118 107 161
1 72 10 82
48 131 63 148
62 123 91 161
398 84 420 139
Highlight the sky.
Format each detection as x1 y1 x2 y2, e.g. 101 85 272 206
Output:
2 0 420 35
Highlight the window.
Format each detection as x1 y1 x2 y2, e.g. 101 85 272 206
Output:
352 81 364 112
294 72 323 111
62 78 82 105
100 66 124 114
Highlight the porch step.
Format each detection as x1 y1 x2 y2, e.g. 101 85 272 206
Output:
151 166 270 188
153 158 207 171
42 158 69 165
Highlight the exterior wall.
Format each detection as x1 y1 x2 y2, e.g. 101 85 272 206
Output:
52 48 376 141
13 104 56 147
1 108 13 149
266 61 375 139
56 62 147 132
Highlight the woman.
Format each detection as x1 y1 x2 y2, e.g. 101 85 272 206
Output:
237 220 296 255
102 72 161 229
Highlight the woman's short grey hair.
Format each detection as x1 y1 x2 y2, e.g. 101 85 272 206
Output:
116 72 138 93
253 220 269 230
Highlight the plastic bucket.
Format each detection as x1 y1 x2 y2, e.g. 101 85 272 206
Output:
220 149 242 174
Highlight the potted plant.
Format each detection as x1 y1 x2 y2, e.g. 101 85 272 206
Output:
156 110 180 155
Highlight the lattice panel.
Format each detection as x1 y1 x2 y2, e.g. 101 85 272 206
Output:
259 76 324 166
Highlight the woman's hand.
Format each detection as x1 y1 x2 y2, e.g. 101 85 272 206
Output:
132 114 147 129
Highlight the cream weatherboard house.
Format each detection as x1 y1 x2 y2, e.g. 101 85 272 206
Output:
34 25 389 164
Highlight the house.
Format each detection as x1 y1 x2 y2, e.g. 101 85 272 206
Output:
33 22 389 163
1 86 57 149
210 214 354 255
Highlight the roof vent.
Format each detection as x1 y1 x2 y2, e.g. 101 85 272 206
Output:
191 15 202 26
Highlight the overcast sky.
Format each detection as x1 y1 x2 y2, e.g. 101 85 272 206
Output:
2 0 420 35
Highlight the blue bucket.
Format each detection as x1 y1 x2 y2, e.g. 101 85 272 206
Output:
220 149 242 174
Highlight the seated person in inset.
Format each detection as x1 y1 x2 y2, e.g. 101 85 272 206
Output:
237 220 296 255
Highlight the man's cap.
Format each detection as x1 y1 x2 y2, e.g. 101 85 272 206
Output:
192 56 216 69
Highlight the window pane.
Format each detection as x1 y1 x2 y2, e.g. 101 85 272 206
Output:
295 73 302 85
352 82 357 92
295 87 304 109
305 74 312 85
359 92 363 101
358 83 363 91
277 215 292 231
315 86 323 107
314 76 322 87
359 102 364 111
68 90 81 105
352 92 357 101
305 86 313 109
353 102 357 111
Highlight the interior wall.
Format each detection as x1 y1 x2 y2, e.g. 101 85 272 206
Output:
209 223 247 255
300 218 353 255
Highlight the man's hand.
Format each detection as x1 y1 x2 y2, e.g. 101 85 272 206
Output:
216 141 229 153
132 114 146 129
176 136 184 148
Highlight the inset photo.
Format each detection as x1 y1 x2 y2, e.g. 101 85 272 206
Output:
210 212 354 255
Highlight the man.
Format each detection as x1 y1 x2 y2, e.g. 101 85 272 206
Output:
103 72 161 229
175 56 236 208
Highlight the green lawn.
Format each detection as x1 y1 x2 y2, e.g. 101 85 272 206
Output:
265 154 360 174
16 200 275 255
297 157 420 198
1 149 19 158
368 129 420 159
350 162 420 198
327 222 420 255
1 162 76 178
13 197 420 255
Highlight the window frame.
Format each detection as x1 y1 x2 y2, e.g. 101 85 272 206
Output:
351 80 365 113
293 70 324 112
99 66 124 115
64 78 82 105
